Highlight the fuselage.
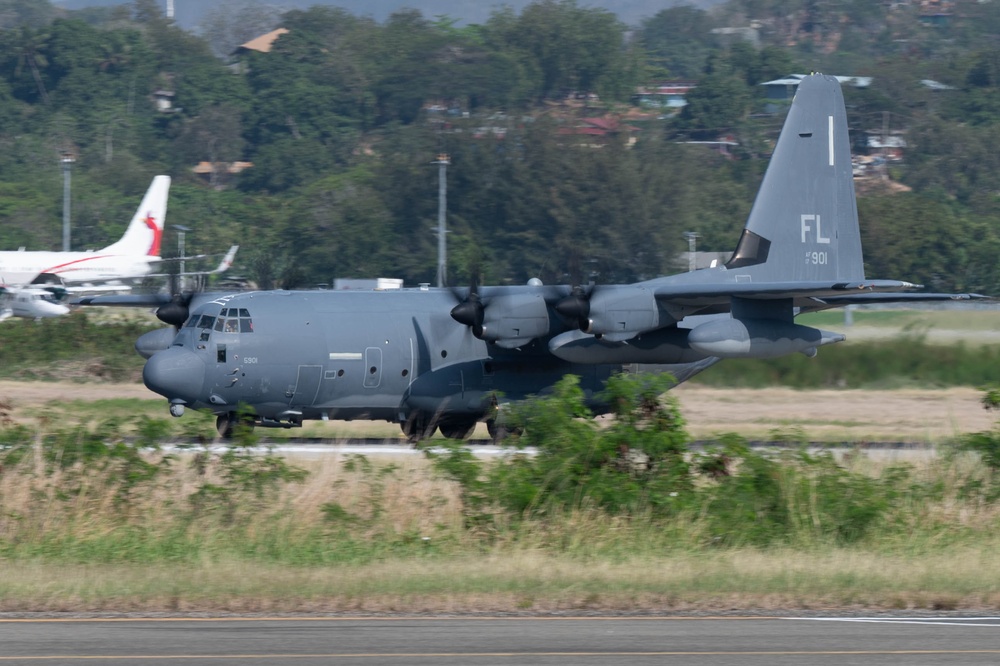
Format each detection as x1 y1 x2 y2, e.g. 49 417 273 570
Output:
1 290 70 319
142 288 712 428
0 250 156 286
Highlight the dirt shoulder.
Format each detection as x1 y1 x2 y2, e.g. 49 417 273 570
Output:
0 380 992 444
672 385 993 443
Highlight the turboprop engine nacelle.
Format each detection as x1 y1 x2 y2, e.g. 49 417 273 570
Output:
688 318 845 359
480 292 550 349
556 285 663 341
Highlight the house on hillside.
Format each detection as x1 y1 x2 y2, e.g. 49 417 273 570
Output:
232 28 289 56
634 82 697 111
558 116 641 147
760 74 872 101
193 161 254 190
228 28 289 72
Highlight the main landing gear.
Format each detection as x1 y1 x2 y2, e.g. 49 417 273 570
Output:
400 412 478 442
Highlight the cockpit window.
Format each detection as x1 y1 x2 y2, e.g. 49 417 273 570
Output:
207 308 254 333
186 313 215 328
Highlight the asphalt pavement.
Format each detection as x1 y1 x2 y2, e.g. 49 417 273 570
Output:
2 615 1000 665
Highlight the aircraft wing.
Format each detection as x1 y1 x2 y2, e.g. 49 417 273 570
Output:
144 246 239 278
652 279 923 307
73 293 172 307
800 291 991 312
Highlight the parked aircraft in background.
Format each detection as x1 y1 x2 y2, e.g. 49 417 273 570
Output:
0 286 70 321
0 176 170 288
145 244 241 286
82 75 986 440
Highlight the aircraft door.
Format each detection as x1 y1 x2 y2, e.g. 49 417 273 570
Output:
363 347 382 389
289 365 322 407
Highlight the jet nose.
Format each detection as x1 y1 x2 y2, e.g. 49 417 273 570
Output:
143 347 205 404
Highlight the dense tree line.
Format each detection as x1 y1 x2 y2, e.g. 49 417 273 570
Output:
1 0 1000 293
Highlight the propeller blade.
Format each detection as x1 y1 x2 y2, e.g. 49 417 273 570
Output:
156 293 193 328
450 290 485 338
554 284 594 332
449 266 488 339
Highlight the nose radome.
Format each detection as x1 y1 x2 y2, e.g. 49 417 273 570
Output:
143 347 205 404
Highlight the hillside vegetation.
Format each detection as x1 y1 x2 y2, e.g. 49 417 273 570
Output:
1 0 999 293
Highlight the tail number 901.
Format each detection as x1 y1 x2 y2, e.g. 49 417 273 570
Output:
806 251 828 265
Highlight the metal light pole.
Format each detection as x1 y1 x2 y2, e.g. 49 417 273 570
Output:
174 225 190 292
60 151 75 251
683 231 700 272
433 153 450 288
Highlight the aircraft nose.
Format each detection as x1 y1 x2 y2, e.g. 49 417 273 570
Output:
143 347 205 404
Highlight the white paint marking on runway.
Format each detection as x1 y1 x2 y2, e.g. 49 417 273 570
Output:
787 616 1000 628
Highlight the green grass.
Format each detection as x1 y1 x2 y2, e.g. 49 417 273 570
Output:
799 308 1000 331
690 337 1000 388
2 547 999 612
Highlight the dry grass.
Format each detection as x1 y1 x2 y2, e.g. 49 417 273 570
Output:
2 548 1000 614
3 377 1000 613
3 448 1000 613
672 385 992 443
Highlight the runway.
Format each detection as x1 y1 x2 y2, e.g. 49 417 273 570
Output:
2 615 1000 665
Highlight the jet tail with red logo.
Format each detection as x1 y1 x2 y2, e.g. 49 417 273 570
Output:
101 175 171 258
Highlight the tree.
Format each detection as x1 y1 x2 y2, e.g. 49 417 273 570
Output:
483 0 632 104
173 104 245 188
677 69 752 139
638 5 717 81
0 0 55 30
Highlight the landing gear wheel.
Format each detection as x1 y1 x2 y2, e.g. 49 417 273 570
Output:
217 413 236 439
216 412 255 440
401 412 437 443
486 419 522 444
439 420 477 440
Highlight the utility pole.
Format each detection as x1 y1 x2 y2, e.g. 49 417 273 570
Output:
433 153 450 288
683 231 700 272
60 151 75 252
174 225 190 292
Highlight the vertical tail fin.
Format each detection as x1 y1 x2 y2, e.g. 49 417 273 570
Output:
727 75 864 282
101 176 171 257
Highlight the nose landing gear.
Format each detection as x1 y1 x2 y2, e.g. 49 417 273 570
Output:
216 412 256 439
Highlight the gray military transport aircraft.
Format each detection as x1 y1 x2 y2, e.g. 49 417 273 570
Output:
80 74 983 440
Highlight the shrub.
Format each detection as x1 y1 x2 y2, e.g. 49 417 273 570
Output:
427 373 694 524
